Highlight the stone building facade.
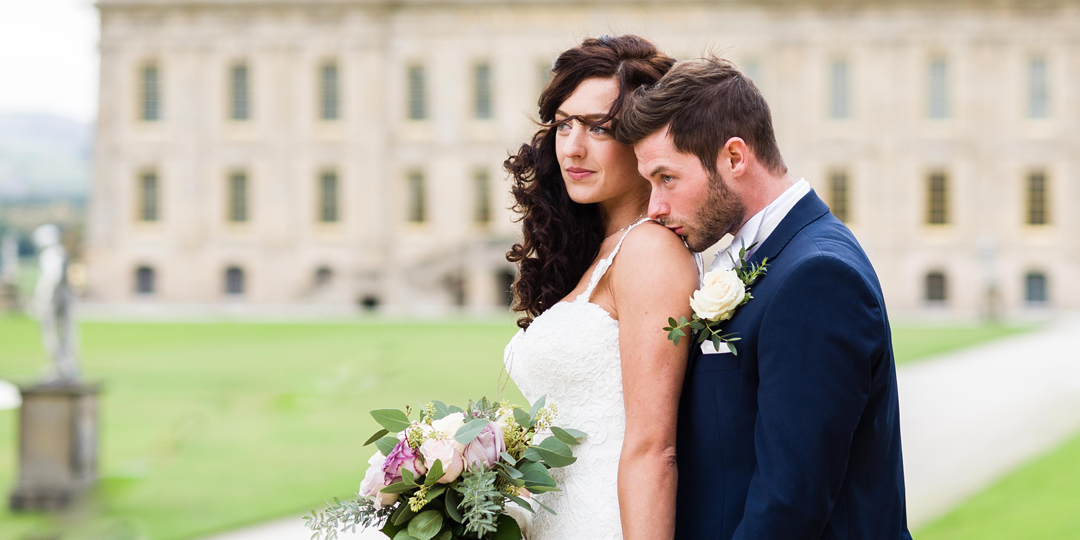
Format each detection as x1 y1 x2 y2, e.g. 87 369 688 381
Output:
87 0 1080 316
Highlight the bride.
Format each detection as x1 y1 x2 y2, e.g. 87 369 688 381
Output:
503 35 700 540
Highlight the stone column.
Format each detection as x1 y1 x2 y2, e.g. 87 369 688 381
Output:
9 381 102 512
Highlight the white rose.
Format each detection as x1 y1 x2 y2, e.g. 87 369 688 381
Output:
358 451 399 510
430 411 466 439
689 268 746 322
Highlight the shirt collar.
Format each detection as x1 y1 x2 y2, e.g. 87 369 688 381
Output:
711 178 810 271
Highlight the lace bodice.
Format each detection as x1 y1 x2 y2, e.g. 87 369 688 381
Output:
503 218 654 540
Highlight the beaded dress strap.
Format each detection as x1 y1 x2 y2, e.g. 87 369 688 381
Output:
575 217 653 303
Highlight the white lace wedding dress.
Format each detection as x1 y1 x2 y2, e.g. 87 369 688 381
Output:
502 218 651 540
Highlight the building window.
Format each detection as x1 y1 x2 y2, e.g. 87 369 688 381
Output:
228 171 248 223
829 170 849 223
928 56 948 119
320 62 340 120
1028 56 1049 119
926 171 949 225
135 266 155 295
315 266 333 287
225 266 245 295
1026 171 1049 225
319 171 339 223
829 58 850 119
406 170 426 223
1025 272 1048 304
138 171 159 222
474 169 491 224
141 63 161 121
230 63 250 121
474 62 493 120
925 272 947 303
407 64 426 120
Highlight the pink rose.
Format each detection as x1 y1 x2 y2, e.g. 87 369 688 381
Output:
463 422 506 471
359 451 398 510
419 438 465 484
382 436 427 482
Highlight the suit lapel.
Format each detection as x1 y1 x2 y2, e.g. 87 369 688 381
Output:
746 189 831 269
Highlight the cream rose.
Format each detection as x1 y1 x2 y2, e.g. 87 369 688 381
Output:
690 268 746 322
419 438 466 484
430 412 466 439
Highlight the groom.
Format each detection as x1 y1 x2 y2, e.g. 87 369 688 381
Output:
617 58 912 540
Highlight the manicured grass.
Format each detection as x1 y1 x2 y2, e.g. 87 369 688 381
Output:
918 430 1080 539
0 317 1034 539
0 316 524 540
892 323 1034 366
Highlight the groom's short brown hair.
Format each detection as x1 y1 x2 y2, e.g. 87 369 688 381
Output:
616 56 787 176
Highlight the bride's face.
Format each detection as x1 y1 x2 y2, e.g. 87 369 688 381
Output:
554 77 648 205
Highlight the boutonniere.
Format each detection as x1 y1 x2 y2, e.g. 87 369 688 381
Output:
663 242 769 355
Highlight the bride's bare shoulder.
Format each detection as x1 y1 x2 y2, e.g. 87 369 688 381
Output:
615 221 698 288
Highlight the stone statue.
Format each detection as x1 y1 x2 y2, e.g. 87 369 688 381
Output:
1 232 17 284
0 232 18 311
31 224 80 382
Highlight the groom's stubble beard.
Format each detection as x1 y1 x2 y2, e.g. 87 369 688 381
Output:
682 169 747 252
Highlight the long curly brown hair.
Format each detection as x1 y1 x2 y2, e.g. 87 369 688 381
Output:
504 35 675 329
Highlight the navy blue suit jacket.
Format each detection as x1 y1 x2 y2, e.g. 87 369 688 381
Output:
675 190 911 540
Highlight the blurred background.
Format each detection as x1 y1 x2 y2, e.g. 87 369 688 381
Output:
1 0 1078 539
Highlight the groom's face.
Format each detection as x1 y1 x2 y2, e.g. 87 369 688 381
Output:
635 127 745 252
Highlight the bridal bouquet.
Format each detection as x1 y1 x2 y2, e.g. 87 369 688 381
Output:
305 396 583 540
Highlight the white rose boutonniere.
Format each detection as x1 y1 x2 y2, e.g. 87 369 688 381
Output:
664 242 769 355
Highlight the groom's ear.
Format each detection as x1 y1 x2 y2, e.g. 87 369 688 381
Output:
717 137 749 176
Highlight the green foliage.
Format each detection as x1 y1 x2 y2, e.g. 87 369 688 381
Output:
0 317 522 540
457 469 503 538
303 496 392 540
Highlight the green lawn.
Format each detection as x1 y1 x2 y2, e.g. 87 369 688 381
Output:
918 430 1080 539
0 317 1034 539
892 323 1034 366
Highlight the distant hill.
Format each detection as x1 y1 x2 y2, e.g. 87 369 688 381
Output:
0 114 93 200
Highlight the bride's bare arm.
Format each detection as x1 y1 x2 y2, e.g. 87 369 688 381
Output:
610 222 699 540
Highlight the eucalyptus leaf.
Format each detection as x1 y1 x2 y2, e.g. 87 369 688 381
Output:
407 510 444 540
434 531 452 540
401 468 417 487
560 428 587 441
447 405 465 415
364 429 390 446
491 513 523 540
454 418 491 446
392 531 418 540
528 395 547 425
512 408 532 429
380 481 414 494
499 451 516 466
521 447 542 462
392 504 417 526
381 518 405 538
535 437 576 468
371 409 412 432
424 459 444 487
444 487 464 523
505 493 534 513
728 342 739 356
432 401 450 420
375 436 400 457
425 484 447 502
549 427 580 446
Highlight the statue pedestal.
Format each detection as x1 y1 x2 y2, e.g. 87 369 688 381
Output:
9 381 102 512
0 282 17 311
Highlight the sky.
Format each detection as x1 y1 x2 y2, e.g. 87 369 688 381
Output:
0 0 99 123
